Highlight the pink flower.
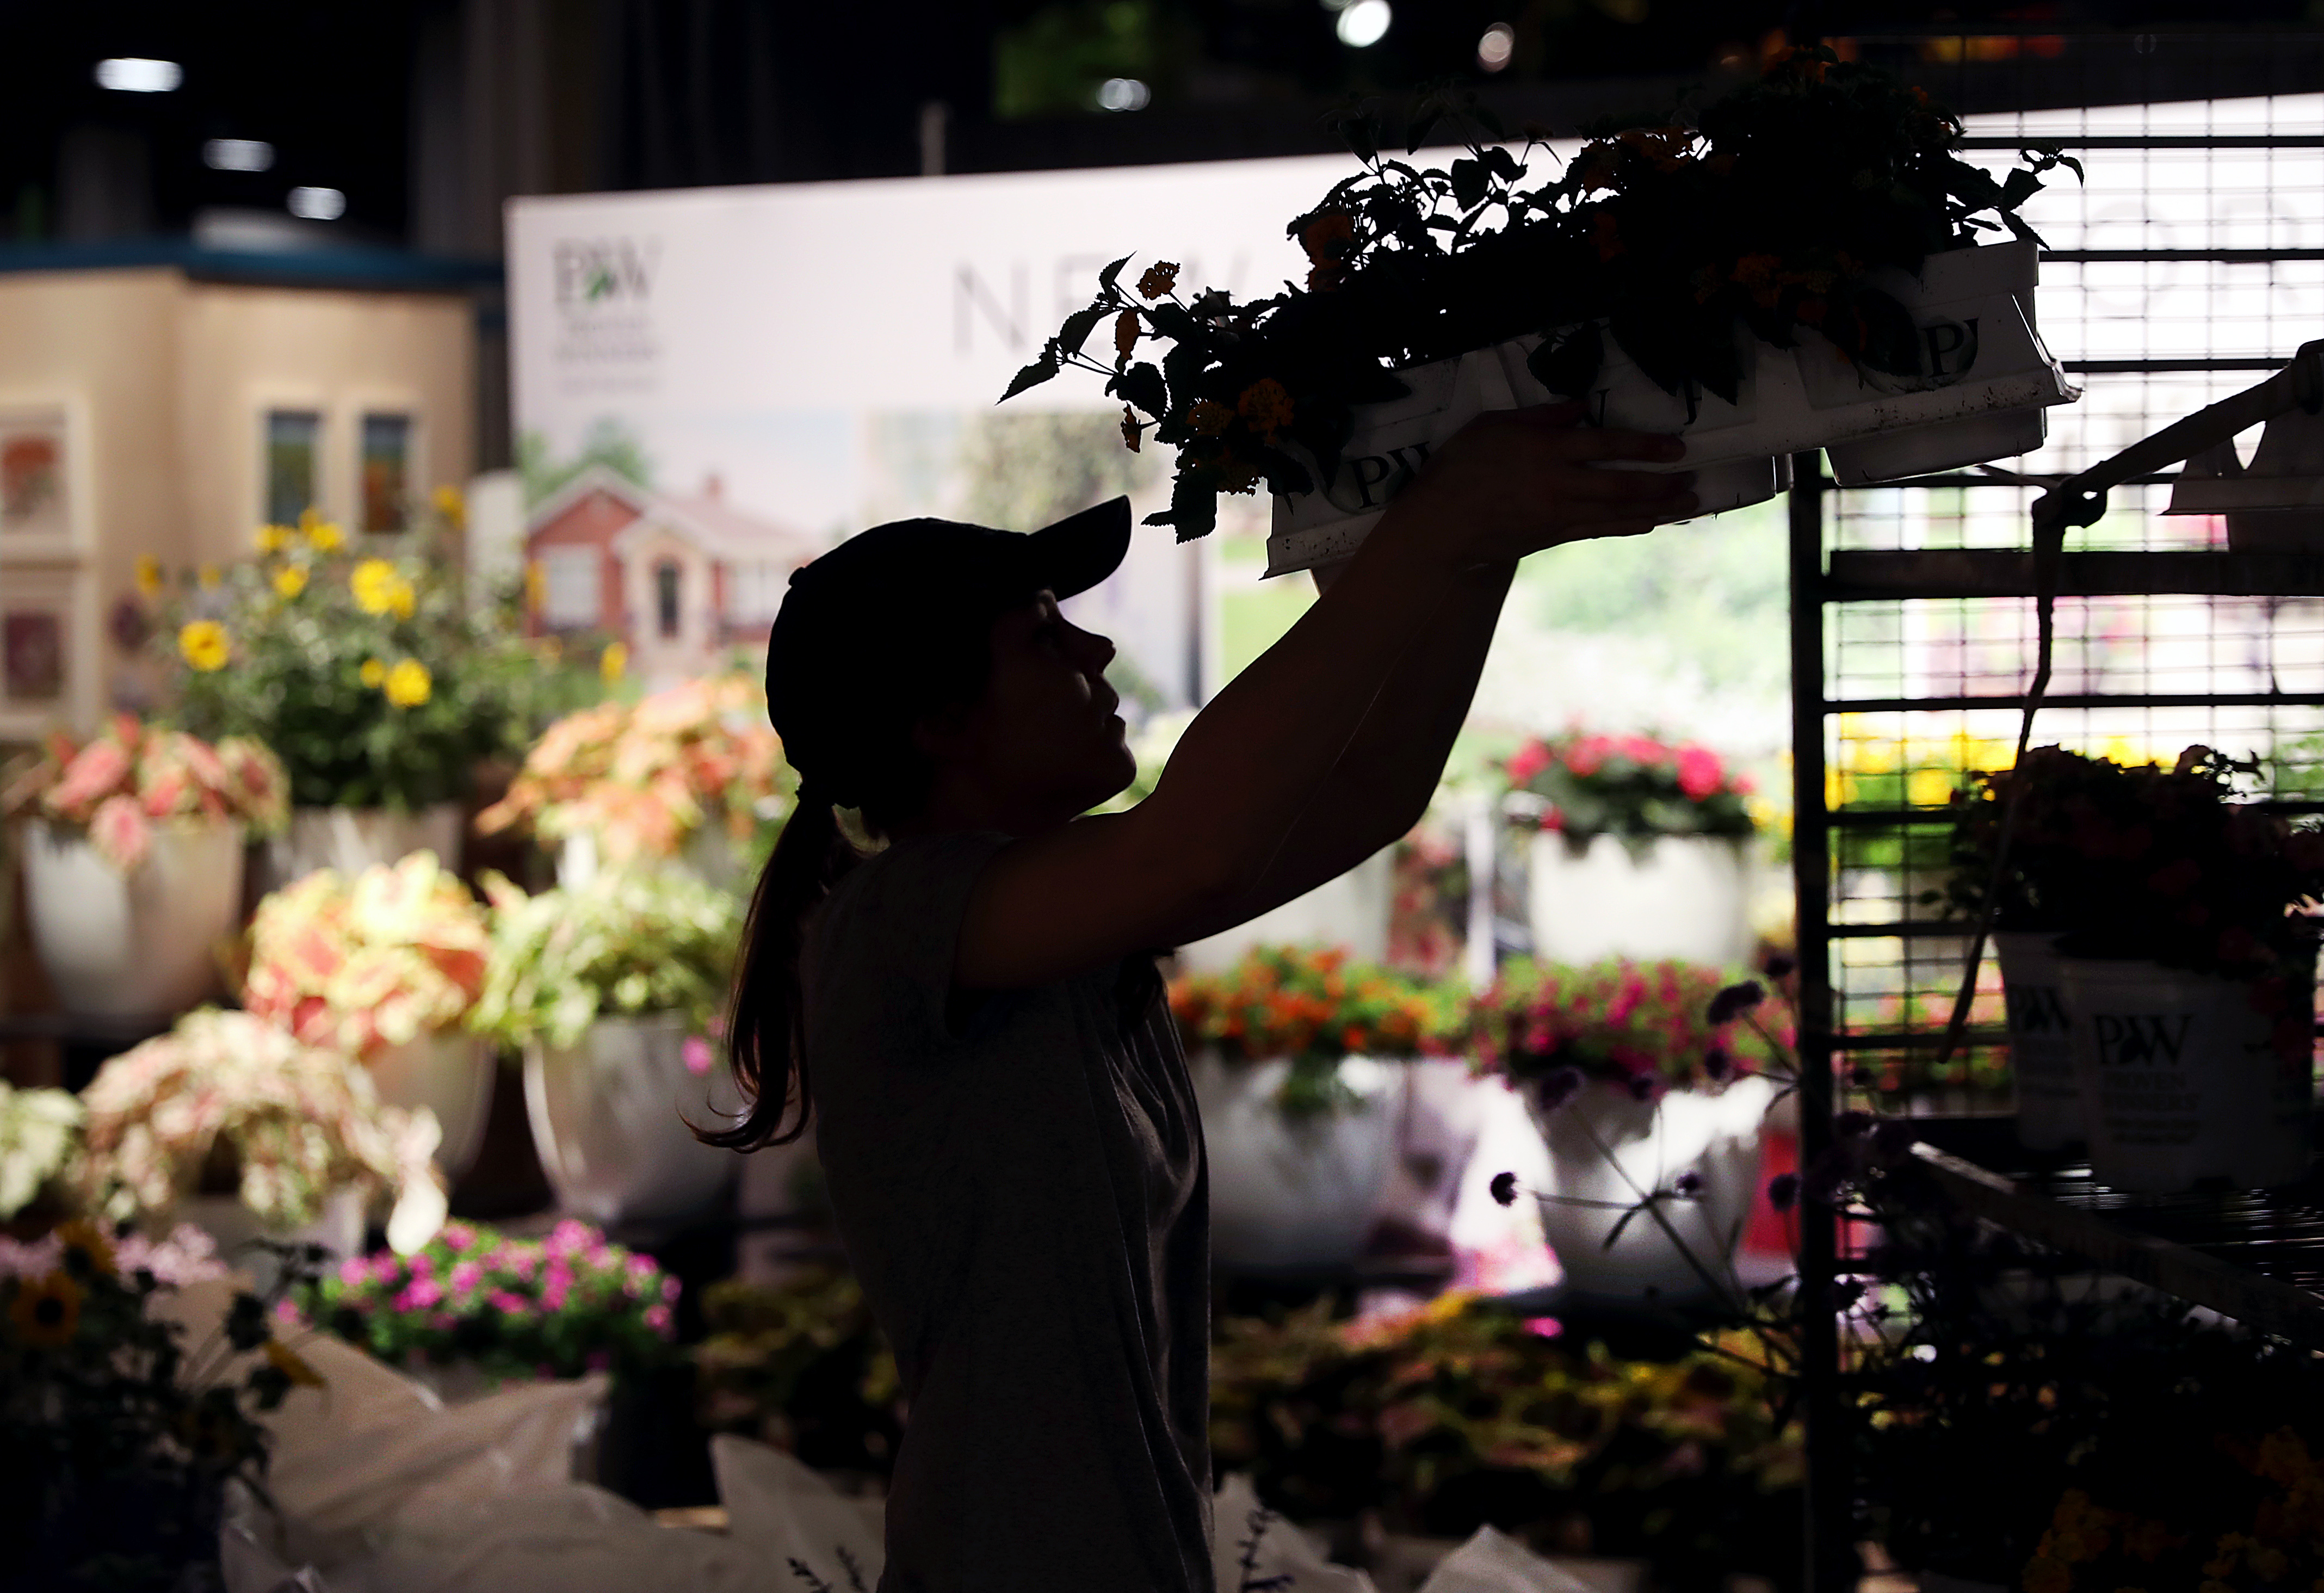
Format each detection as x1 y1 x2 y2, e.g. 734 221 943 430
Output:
682 1035 714 1076
1505 740 1552 788
1564 736 1611 777
449 1261 483 1293
487 1289 533 1317
47 738 133 818
441 1223 476 1252
1616 734 1668 766
542 1281 571 1312
644 1302 673 1337
660 1275 682 1303
1675 744 1724 802
396 1278 444 1311
88 794 153 873
339 1257 370 1286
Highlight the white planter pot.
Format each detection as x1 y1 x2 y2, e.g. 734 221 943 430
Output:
22 816 244 1017
2058 955 2313 1193
369 1032 497 1182
1524 1074 1777 1302
1526 832 1750 968
1992 931 2081 1151
523 1011 741 1227
273 803 463 885
172 1188 364 1292
1178 851 1393 974
1264 241 2070 575
1191 1051 1399 1270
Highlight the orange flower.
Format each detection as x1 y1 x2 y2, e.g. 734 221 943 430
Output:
1114 308 1140 365
1235 379 1294 442
1186 399 1233 436
1300 209 1356 291
1120 405 1143 454
1136 261 1179 299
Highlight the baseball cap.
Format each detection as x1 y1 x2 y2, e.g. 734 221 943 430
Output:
766 496 1132 806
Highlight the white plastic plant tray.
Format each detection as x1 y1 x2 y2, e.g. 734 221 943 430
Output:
1264 239 2078 577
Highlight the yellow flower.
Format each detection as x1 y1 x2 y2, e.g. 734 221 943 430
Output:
9 1271 82 1348
524 559 546 616
600 641 628 684
351 558 404 614
198 563 220 589
134 553 163 597
263 1337 327 1388
383 658 432 708
299 505 344 551
179 620 231 672
54 1219 115 1278
255 523 292 553
272 564 309 599
360 658 386 687
431 483 466 530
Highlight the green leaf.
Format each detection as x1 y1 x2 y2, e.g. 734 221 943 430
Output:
999 354 1060 403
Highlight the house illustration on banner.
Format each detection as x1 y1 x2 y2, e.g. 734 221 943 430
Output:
523 466 821 680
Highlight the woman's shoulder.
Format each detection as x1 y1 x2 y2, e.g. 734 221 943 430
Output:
809 829 1015 978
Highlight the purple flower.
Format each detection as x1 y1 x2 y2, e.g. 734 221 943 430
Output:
1707 981 1766 1026
1673 1170 1705 1199
1489 1171 1521 1207
1766 1172 1801 1212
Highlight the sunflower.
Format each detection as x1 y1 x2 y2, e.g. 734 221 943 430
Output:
53 1218 115 1279
9 1271 83 1348
179 620 231 672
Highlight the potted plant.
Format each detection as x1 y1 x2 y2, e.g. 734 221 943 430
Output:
0 1080 84 1222
1169 945 1466 1270
293 1217 678 1403
694 1266 906 1481
1005 53 2075 566
472 868 745 1227
1 717 287 1017
1473 958 1788 1302
1504 731 1759 968
1961 745 2324 1191
149 505 538 883
1 1217 326 1589
476 673 796 891
70 1007 447 1270
1208 1292 1802 1588
243 851 498 1181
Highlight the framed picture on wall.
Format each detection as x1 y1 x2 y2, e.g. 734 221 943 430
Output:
0 408 69 540
0 564 86 736
2 610 63 701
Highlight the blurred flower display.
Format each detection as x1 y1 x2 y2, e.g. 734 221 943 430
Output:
243 851 492 1062
470 867 743 1051
73 1009 443 1248
0 1082 84 1221
477 674 794 868
694 1267 905 1477
294 1218 677 1387
1504 730 1756 846
0 715 286 872
1474 958 1792 1097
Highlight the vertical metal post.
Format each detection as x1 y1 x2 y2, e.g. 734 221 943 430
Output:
1788 450 1850 1589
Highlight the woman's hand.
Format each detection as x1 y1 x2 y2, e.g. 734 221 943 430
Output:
1383 402 1695 568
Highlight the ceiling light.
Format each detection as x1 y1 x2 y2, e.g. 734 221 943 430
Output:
287 187 345 221
203 139 275 173
1096 77 1150 112
1478 22 1516 71
95 57 183 92
1337 0 1390 46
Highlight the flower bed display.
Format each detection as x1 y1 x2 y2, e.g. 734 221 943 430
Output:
2 717 287 1015
1209 1292 1801 1585
1007 52 2077 563
1475 959 1789 1299
73 1008 446 1257
1 1218 324 1590
244 851 499 1178
295 1218 678 1393
477 674 795 880
694 1267 905 1478
1504 731 1759 967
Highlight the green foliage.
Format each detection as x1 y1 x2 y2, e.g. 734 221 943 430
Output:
1008 54 2077 540
953 409 1161 533
471 867 744 1050
992 1 1191 120
1209 1296 1803 1583
517 418 656 509
694 1269 904 1477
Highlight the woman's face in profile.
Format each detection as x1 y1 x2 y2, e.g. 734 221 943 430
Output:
945 591 1136 825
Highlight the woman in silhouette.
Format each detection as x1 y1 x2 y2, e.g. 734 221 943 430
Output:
709 405 1693 1592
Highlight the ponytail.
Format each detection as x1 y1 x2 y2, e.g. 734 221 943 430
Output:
697 787 856 1150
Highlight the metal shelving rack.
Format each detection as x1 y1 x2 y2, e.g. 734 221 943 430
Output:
1783 34 2324 1586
